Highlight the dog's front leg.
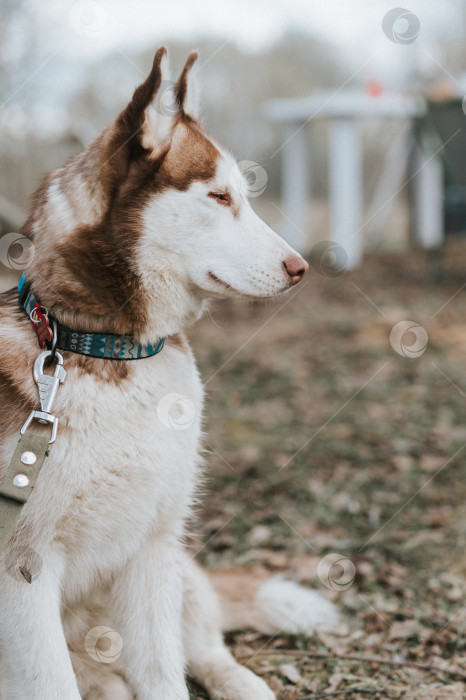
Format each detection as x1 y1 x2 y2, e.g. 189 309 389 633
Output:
0 546 81 700
110 534 188 700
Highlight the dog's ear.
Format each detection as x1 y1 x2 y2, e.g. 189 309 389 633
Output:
175 51 200 120
103 48 201 185
140 48 177 156
116 46 178 159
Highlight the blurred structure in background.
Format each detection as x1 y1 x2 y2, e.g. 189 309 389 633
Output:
0 0 466 286
264 88 425 266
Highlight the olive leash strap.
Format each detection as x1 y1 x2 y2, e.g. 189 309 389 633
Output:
0 350 66 564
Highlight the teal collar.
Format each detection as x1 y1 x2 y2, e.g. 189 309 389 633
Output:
18 273 165 361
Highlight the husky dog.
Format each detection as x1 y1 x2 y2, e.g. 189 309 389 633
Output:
0 49 338 699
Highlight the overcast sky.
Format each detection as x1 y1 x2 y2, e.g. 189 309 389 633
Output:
38 0 462 57
5 0 465 136
19 0 458 106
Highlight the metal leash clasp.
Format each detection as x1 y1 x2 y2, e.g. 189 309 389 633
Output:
20 350 66 444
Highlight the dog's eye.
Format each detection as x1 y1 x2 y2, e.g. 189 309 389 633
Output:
208 191 231 205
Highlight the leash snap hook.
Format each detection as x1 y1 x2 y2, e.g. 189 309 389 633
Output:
33 350 66 414
20 350 67 444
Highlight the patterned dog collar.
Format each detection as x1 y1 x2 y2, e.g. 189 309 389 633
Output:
18 273 165 361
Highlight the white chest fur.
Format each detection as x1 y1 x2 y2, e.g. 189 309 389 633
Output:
12 345 204 602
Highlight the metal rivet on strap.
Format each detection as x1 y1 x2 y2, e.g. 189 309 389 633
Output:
20 451 37 466
13 474 29 488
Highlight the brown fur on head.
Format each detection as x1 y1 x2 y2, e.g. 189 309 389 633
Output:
22 48 218 338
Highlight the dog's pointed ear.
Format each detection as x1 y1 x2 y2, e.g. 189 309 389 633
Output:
118 46 178 159
140 48 177 156
176 51 200 120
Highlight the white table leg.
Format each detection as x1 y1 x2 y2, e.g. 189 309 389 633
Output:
412 141 444 249
329 117 362 269
281 124 310 252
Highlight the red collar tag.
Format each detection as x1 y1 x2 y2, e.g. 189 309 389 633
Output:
30 302 53 349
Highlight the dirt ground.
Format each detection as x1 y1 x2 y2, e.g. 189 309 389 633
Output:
186 239 466 700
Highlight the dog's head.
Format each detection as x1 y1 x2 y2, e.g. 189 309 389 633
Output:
25 48 308 340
